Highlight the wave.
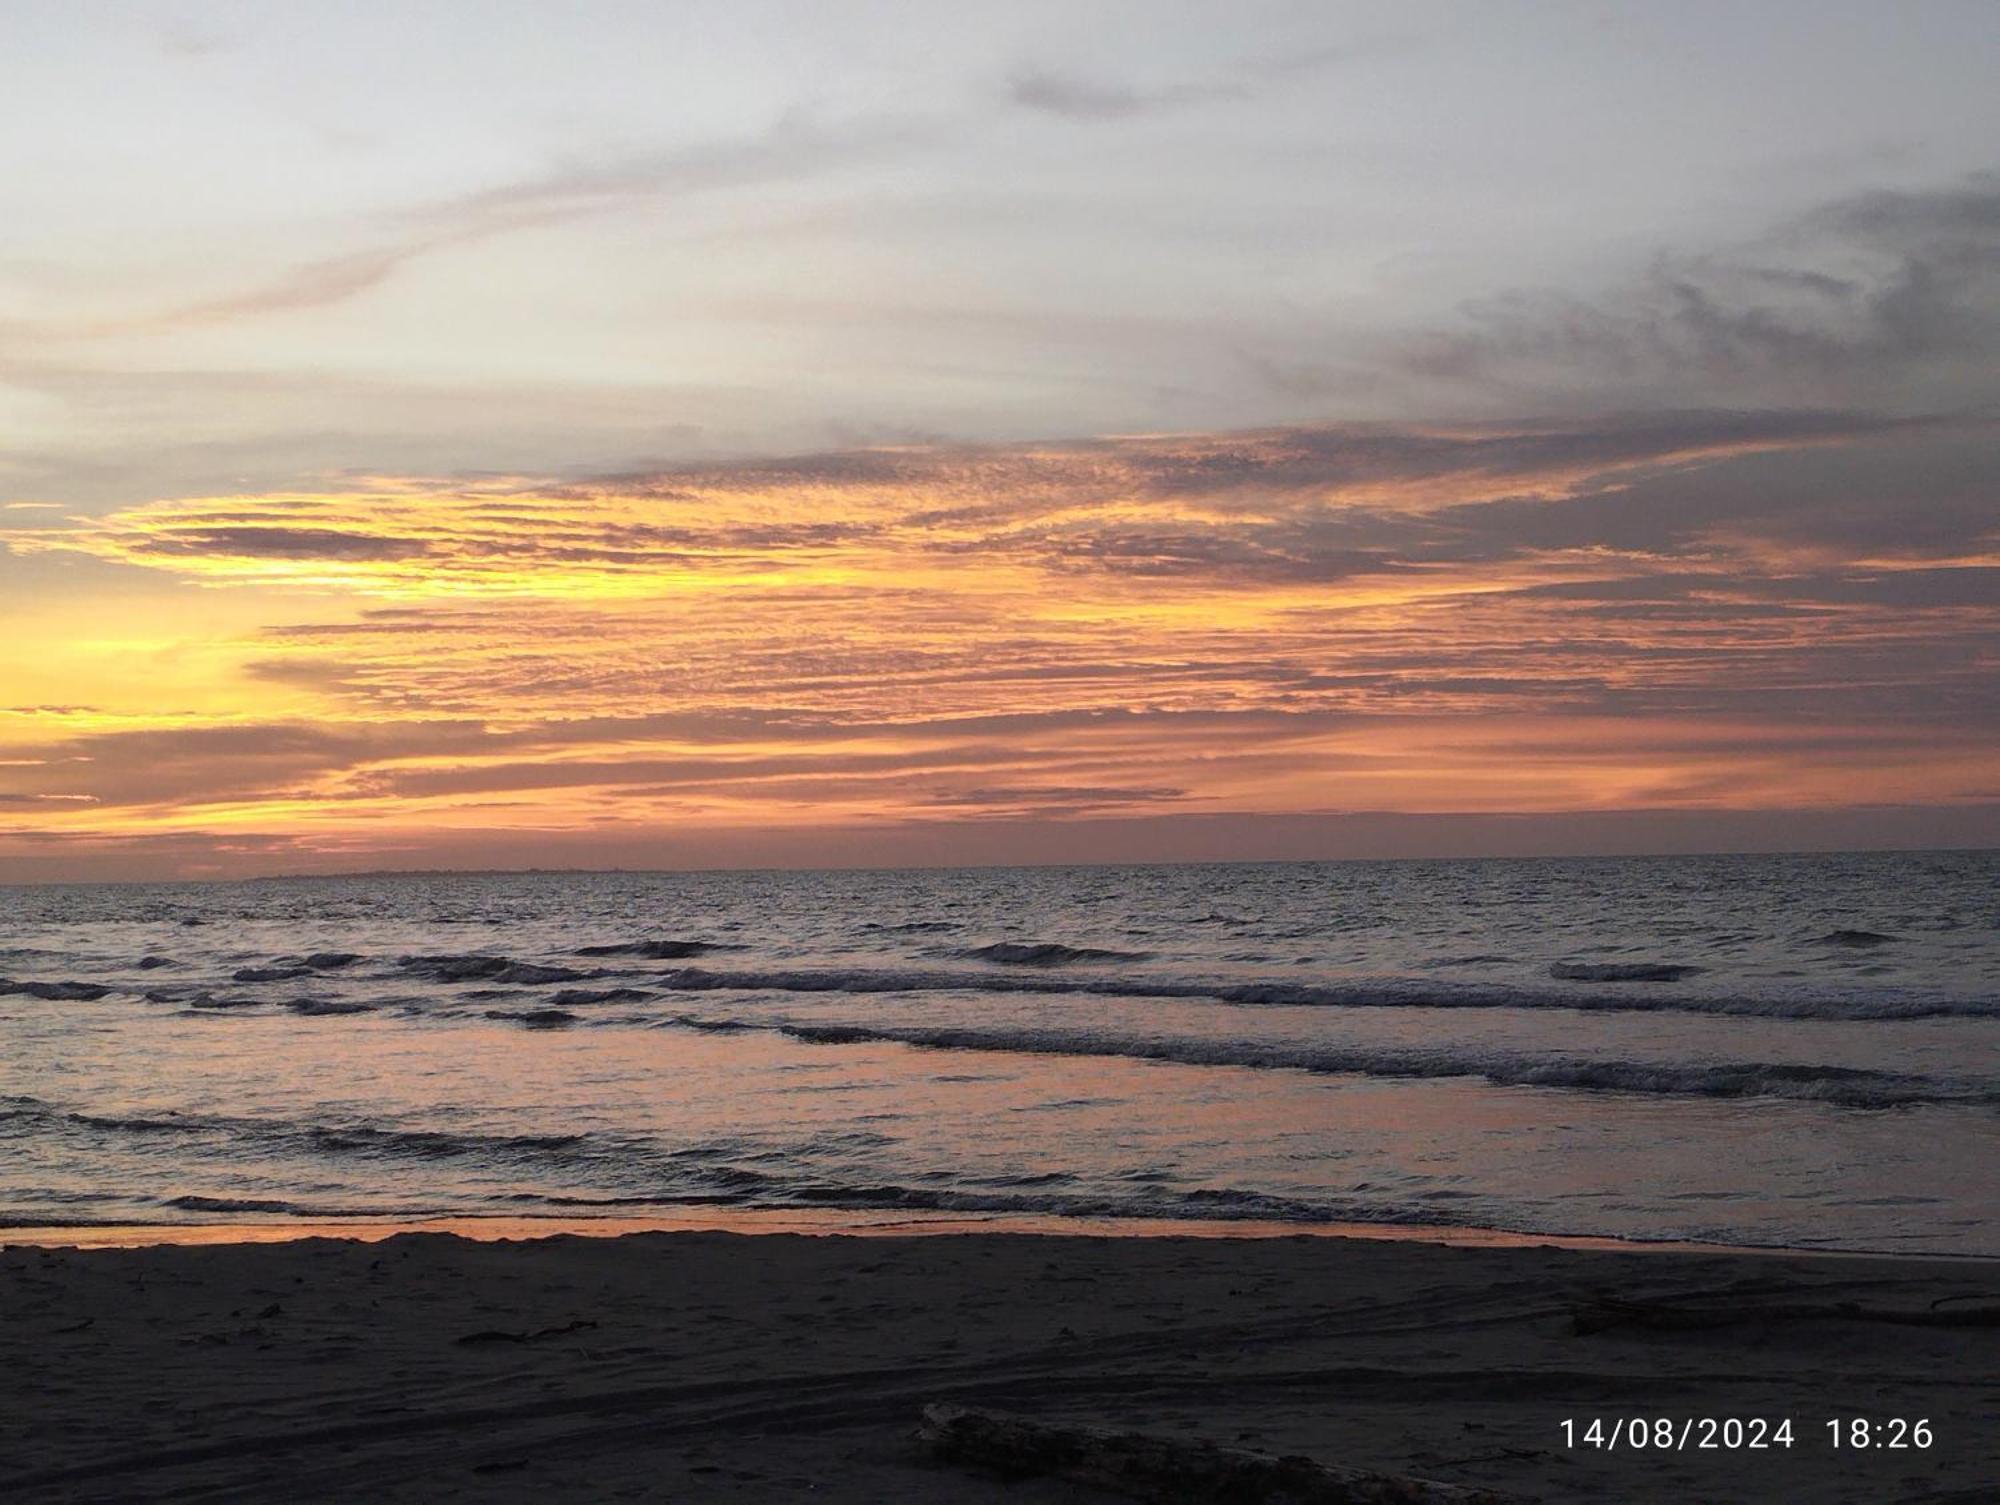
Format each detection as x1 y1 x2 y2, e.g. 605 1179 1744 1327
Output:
300 1123 586 1159
12 940 1988 1026
120 1177 1531 1233
659 1013 1995 1110
398 955 588 984
228 953 364 983
963 941 1152 966
643 963 1992 1022
574 939 716 959
1 1098 217 1136
7 1095 969 1215
0 978 115 1001
163 1194 456 1218
548 986 652 1006
14 956 1989 1026
485 1007 580 1028
150 1181 1460 1230
147 1160 1481 1231
166 1194 325 1214
0 1096 593 1163
233 964 315 982
1549 962 1706 982
72 1175 1795 1241
4 1098 1007 1223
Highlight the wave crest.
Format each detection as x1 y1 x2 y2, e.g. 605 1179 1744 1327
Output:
660 1013 1992 1110
1550 962 1706 983
964 942 1152 966
642 963 1990 1021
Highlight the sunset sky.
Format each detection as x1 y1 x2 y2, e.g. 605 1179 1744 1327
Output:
2 1 1996 880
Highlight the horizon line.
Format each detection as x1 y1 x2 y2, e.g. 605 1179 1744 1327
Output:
4 841 1993 889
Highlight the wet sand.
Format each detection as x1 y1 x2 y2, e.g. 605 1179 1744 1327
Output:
2 1227 1993 1502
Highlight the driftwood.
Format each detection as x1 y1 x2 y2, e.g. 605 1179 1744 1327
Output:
1572 1294 2000 1336
916 1403 1521 1504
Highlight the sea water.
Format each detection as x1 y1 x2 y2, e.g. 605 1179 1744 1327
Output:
1 852 1993 1253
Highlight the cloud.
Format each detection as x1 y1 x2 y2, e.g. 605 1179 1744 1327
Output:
1815 173 2000 247
0 720 492 810
1005 35 1408 121
4 409 1993 859
1400 172 2000 410
1007 67 1248 120
1429 424 2000 563
9 167 1992 524
109 111 932 330
132 526 436 562
15 407 1933 595
921 783 1187 817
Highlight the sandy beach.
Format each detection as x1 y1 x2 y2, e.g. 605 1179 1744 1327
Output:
3 1225 1993 1503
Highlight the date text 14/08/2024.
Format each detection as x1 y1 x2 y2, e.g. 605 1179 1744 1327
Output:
1560 1419 1935 1451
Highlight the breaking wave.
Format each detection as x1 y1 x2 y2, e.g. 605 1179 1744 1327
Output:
657 1013 1995 1110
639 964 1992 1021
57 952 1983 1022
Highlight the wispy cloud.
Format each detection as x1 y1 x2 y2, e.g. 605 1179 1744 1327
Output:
1007 66 1250 121
105 111 933 331
1006 34 1412 121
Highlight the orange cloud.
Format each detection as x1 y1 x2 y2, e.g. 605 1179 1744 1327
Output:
2 413 1994 874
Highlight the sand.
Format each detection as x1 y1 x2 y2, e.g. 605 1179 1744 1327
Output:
1 1225 1993 1502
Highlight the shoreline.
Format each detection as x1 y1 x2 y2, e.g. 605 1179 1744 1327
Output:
1 1204 1971 1259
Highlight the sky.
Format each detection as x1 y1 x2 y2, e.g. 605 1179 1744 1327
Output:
1 0 1996 880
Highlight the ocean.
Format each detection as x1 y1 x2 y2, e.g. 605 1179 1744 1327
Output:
2 851 1994 1254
